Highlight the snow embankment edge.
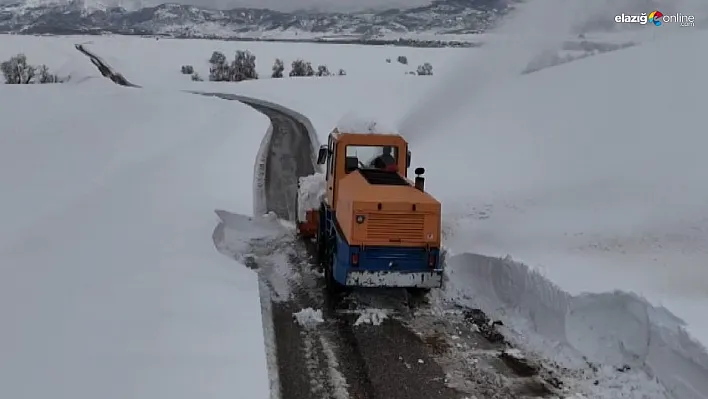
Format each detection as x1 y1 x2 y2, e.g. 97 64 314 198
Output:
445 252 708 399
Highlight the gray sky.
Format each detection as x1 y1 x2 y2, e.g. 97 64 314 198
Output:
1 0 433 12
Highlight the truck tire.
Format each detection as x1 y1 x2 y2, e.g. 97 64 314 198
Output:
323 244 343 296
316 214 325 265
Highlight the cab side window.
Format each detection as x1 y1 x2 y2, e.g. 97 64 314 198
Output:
326 138 333 176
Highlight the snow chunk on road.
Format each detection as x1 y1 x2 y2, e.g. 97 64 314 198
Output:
354 309 389 326
501 348 524 359
293 308 325 329
297 172 326 222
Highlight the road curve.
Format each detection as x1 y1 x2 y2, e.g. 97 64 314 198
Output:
193 92 316 220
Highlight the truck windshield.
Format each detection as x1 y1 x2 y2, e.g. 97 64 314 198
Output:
345 145 398 173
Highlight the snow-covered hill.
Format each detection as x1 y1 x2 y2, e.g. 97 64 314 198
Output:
0 0 514 42
3 0 704 43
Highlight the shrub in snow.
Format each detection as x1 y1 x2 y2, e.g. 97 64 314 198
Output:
416 62 433 76
316 64 330 77
386 58 391 63
180 64 194 74
230 50 258 81
1 54 62 84
208 51 230 82
36 65 61 83
208 50 258 82
1 54 34 84
272 58 284 78
397 55 408 64
338 68 346 76
289 59 314 77
191 72 203 81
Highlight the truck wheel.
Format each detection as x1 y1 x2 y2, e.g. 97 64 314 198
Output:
324 254 341 296
316 226 325 266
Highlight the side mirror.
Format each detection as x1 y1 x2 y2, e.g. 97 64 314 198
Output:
316 145 328 165
406 150 411 168
415 167 425 175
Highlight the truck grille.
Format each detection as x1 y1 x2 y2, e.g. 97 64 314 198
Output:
366 213 425 241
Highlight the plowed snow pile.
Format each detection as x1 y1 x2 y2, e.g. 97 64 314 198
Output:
0 80 270 399
407 28 708 399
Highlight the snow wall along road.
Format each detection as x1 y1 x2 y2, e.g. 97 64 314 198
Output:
445 253 708 399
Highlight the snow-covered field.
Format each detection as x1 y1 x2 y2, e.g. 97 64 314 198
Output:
2 1 708 397
0 79 271 397
0 34 456 88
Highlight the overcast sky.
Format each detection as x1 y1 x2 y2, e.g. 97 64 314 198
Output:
2 0 434 12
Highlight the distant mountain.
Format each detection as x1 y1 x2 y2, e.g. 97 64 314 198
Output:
0 0 517 43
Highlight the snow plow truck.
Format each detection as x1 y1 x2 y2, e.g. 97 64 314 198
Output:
296 128 443 292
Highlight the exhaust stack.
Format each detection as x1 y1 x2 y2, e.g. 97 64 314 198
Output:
414 167 425 191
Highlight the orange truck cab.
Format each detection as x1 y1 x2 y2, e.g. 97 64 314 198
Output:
297 128 443 291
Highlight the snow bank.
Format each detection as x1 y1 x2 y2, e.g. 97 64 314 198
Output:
445 254 708 399
427 28 708 399
0 82 271 399
297 172 326 222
